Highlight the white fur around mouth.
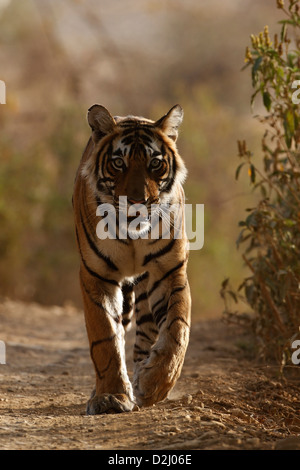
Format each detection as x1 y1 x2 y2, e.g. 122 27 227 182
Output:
121 218 151 240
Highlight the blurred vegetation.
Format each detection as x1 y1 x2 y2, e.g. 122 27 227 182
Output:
0 0 284 316
222 0 300 365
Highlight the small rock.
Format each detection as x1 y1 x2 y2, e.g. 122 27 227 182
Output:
168 426 181 433
231 408 250 421
185 394 193 404
193 406 203 412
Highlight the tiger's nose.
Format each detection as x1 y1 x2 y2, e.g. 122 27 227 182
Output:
128 197 147 205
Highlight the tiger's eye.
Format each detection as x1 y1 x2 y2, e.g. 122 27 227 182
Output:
150 158 163 170
112 158 124 170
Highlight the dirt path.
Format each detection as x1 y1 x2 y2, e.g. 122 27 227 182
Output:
0 299 299 451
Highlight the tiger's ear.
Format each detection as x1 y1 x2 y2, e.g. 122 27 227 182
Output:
155 104 183 142
87 104 116 142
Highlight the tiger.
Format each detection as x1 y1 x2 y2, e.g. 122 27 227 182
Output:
73 104 191 414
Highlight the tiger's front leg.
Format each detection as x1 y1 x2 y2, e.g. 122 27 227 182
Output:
133 264 191 407
80 267 135 414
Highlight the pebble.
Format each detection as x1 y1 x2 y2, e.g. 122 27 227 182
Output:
231 408 250 421
168 426 181 433
185 394 193 404
193 406 203 412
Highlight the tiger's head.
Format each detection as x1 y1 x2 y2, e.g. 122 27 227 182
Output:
82 104 187 238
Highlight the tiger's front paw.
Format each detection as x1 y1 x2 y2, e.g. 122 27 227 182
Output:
86 392 138 415
133 349 184 407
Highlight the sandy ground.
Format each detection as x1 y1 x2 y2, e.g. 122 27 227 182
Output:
0 298 299 451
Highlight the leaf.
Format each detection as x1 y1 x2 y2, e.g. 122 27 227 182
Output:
248 164 256 183
245 284 255 305
283 219 297 226
284 109 295 148
235 162 245 180
228 290 238 303
263 91 272 111
252 56 263 87
221 278 230 289
287 53 297 68
280 22 287 42
236 229 252 249
245 211 258 228
252 56 263 74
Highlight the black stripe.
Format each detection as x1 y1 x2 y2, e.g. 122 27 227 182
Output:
134 272 149 284
152 293 188 329
153 303 168 326
91 337 115 380
113 148 123 157
91 334 116 352
157 317 166 328
119 126 137 135
148 259 186 296
122 284 134 316
96 142 113 177
122 283 134 294
170 283 187 297
139 134 153 146
80 211 118 271
136 313 154 326
135 292 148 305
142 128 156 137
76 229 119 286
99 146 110 179
91 335 115 350
80 272 121 322
121 135 135 146
162 150 176 193
167 316 190 330
142 238 176 266
161 174 175 193
119 120 155 129
82 257 119 286
151 295 165 311
97 176 115 183
133 347 149 360
134 345 149 355
136 330 152 341
150 327 158 335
